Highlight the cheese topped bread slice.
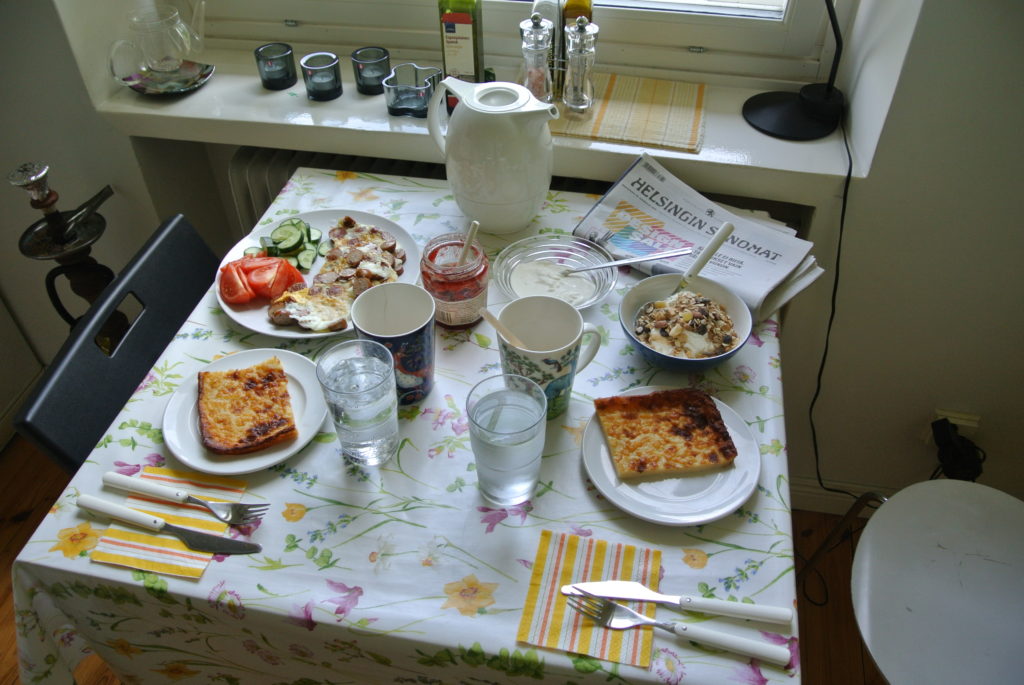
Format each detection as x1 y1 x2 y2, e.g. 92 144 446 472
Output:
198 356 297 455
593 388 737 480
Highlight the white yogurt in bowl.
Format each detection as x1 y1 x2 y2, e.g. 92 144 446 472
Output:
509 260 597 306
492 234 615 310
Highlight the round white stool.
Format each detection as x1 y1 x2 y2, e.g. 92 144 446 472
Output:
851 479 1024 684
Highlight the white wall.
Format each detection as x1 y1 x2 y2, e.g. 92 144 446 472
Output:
0 0 157 363
785 0 1024 509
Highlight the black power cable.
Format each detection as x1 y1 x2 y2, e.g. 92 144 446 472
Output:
807 118 859 501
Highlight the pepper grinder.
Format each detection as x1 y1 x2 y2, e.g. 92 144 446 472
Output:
563 15 599 114
520 12 554 103
8 162 126 346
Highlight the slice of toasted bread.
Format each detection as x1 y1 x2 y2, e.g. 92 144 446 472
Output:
198 356 297 455
594 388 737 480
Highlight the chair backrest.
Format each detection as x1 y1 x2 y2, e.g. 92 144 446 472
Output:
15 214 220 472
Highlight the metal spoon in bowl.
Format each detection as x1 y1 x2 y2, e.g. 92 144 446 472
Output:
561 246 693 275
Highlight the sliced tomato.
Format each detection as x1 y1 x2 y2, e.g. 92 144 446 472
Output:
246 263 281 299
219 262 255 304
233 256 282 274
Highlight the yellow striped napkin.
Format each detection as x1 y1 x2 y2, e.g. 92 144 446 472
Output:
91 466 249 578
517 530 662 668
549 73 707 153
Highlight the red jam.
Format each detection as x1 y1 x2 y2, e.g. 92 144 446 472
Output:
420 233 489 329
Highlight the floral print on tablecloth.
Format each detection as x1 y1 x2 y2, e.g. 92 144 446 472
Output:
14 168 798 684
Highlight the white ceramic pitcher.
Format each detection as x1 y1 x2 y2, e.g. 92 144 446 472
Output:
428 78 559 235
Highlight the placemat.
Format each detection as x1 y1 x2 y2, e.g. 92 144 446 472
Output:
549 73 706 153
517 530 662 668
90 467 249 578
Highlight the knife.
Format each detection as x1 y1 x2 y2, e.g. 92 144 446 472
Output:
562 581 792 624
78 494 261 555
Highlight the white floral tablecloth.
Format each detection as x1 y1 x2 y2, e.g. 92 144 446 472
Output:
14 168 799 684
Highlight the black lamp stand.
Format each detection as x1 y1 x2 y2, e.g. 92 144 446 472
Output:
743 0 845 141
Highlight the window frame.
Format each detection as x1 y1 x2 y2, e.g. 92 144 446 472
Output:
206 0 845 83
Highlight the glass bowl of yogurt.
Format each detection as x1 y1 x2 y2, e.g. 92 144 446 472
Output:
493 234 616 309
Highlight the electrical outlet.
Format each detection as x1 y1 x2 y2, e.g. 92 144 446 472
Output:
922 409 981 445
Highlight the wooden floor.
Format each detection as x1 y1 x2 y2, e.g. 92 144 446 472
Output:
0 434 883 685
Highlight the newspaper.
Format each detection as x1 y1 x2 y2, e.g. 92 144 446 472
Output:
572 153 823 319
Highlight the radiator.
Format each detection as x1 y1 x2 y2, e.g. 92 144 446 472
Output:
226 146 611 234
226 147 448 232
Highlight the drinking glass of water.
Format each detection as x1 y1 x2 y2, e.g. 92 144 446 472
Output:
466 374 547 505
316 339 399 466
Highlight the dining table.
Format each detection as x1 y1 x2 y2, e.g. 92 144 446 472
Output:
13 166 800 684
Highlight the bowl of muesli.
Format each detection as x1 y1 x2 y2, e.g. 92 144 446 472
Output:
619 274 752 371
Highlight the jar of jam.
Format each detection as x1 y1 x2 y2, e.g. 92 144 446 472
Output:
420 232 489 329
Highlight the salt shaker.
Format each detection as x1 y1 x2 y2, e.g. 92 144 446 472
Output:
563 15 599 113
520 12 553 103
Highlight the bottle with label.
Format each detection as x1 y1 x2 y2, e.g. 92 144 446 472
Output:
438 0 484 109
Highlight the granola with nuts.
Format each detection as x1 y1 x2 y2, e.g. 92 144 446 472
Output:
634 290 738 359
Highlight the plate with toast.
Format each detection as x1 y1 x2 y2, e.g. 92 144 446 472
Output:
582 386 760 526
217 210 421 339
163 349 329 475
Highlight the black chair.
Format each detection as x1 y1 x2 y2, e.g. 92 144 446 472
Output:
15 214 220 473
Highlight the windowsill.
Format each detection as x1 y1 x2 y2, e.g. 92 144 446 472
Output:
97 47 851 200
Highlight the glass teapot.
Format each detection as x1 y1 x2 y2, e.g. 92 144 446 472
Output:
109 1 205 81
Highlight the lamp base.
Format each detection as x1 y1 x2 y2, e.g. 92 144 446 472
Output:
742 83 844 141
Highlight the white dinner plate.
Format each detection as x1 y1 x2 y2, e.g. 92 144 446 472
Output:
163 349 329 475
216 209 421 339
581 386 761 526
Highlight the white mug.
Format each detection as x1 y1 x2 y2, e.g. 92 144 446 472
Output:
496 295 601 419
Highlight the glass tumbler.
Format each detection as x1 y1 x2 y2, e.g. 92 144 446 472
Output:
351 47 390 95
254 42 297 90
316 339 399 466
466 374 547 506
300 51 343 101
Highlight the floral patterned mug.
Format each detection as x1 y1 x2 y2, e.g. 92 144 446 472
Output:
496 295 601 419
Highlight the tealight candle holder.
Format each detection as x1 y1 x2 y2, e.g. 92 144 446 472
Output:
300 51 343 101
351 47 390 95
254 43 297 90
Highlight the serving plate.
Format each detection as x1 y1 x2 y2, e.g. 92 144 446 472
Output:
217 210 420 339
163 349 329 475
581 385 760 526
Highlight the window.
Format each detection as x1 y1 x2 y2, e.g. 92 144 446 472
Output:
208 0 843 83
601 0 787 20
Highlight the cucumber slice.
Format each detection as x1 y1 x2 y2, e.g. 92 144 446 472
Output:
296 248 317 272
270 224 304 253
243 246 264 257
286 256 299 268
308 227 322 243
318 239 332 257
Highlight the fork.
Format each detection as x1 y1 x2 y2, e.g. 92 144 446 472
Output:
566 589 791 666
103 472 269 525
